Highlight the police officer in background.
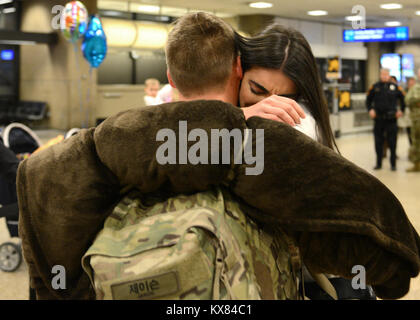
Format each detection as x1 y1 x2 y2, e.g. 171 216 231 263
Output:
367 68 405 171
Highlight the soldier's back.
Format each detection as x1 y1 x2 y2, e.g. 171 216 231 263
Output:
82 187 300 300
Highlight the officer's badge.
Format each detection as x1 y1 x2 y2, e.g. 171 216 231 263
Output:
390 84 396 90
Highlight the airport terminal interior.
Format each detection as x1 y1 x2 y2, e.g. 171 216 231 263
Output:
0 0 420 300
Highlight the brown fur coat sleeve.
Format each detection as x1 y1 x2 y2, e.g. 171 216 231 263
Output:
18 100 420 299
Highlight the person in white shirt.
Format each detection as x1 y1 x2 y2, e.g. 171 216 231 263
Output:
144 78 163 106
235 23 360 298
156 83 181 104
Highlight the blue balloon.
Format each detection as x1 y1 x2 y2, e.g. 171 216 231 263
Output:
82 15 107 68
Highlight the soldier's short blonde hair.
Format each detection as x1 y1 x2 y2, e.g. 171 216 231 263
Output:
165 12 238 97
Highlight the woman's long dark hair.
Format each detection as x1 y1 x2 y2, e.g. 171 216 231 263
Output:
235 24 338 151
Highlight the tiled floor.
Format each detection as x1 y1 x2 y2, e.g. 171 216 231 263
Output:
0 129 419 300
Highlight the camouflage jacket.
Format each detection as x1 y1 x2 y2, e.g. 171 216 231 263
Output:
405 83 420 111
82 187 301 300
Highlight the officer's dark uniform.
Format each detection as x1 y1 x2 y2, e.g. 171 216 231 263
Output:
366 81 405 169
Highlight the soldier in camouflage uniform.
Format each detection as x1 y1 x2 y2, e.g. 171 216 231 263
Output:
82 187 301 300
405 68 420 172
81 12 306 300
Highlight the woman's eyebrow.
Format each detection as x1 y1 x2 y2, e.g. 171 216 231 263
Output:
249 80 269 94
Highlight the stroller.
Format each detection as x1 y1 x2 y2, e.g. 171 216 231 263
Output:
0 123 41 272
0 203 20 272
0 124 80 272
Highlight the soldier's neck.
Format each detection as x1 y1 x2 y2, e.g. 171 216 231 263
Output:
179 90 237 106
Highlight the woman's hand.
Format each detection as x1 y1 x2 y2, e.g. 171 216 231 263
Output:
242 95 306 126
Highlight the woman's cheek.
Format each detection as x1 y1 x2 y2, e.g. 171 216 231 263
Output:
240 91 259 108
238 88 248 108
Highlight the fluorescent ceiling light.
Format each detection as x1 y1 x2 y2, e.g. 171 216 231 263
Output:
0 0 13 5
100 10 125 17
307 10 328 16
0 40 36 45
98 0 128 11
345 15 363 21
249 2 273 9
136 5 160 14
157 16 170 22
380 3 403 10
385 21 402 26
3 7 15 13
160 6 188 17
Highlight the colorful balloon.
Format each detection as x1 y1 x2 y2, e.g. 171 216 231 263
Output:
60 1 88 43
82 15 107 68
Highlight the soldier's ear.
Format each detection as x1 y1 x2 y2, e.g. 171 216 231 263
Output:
235 56 243 80
167 70 176 89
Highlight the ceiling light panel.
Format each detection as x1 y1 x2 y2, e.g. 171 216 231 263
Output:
380 3 403 10
307 10 328 16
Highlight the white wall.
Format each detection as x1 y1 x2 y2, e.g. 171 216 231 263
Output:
274 17 367 60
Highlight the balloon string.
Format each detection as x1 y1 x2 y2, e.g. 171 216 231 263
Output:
73 42 85 128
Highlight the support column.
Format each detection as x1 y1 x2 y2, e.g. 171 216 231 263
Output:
366 42 381 90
